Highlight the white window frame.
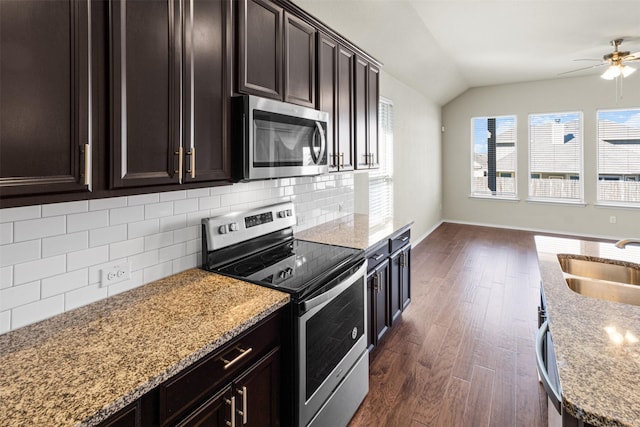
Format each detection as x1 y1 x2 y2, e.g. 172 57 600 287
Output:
527 111 585 204
596 107 640 208
368 96 394 224
469 114 518 200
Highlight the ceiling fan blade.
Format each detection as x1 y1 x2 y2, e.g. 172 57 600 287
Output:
572 58 603 62
622 52 640 62
558 63 606 76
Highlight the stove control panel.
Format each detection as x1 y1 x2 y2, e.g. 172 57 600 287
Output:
203 202 296 251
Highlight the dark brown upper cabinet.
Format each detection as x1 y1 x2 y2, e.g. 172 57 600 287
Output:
354 57 379 170
318 32 354 172
110 0 230 189
237 0 283 100
110 0 182 188
182 0 232 183
283 12 315 108
0 0 93 197
237 0 316 108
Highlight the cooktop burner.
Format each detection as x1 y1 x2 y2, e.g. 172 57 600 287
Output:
215 239 362 296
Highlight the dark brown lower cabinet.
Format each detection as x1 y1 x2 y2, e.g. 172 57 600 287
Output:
98 401 140 427
367 259 389 351
390 244 411 325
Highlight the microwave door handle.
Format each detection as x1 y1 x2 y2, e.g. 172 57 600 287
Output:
314 121 326 165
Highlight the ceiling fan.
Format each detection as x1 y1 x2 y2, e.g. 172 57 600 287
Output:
561 38 640 79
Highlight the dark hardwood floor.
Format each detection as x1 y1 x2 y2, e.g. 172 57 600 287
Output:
349 222 549 427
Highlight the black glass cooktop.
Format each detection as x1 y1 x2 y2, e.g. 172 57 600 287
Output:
214 239 363 297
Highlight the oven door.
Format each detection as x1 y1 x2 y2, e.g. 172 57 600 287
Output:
296 260 368 427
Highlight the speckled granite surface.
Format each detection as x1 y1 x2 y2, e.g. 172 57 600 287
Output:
296 214 413 249
0 269 289 427
535 236 640 427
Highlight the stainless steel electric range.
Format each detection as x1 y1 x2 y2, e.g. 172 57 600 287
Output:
201 202 369 427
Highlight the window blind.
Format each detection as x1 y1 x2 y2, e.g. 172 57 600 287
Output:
528 112 583 201
369 97 393 224
597 108 640 205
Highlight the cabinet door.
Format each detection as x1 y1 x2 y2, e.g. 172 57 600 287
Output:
401 246 411 310
389 251 402 325
176 387 232 427
183 0 231 183
283 12 315 107
367 64 380 169
353 56 368 169
368 260 389 350
336 46 355 171
234 348 281 427
237 0 283 100
96 400 139 427
317 32 338 171
0 0 91 197
110 0 182 188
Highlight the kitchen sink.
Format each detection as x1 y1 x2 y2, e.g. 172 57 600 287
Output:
565 277 640 307
558 256 640 286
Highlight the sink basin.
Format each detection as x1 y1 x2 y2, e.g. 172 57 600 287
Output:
558 256 640 286
565 277 640 306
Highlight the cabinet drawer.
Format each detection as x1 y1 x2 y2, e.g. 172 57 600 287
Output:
390 230 411 253
159 311 281 426
366 241 389 272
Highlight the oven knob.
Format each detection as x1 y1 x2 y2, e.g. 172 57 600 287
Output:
278 270 288 279
285 267 293 275
229 222 239 232
218 225 228 234
286 209 293 216
278 210 286 218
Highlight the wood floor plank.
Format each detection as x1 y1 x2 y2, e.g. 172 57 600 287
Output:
348 223 547 427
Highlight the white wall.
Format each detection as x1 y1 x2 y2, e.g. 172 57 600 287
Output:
380 70 443 243
442 74 640 238
0 174 353 334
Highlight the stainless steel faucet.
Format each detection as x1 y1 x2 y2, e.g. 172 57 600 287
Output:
615 238 640 249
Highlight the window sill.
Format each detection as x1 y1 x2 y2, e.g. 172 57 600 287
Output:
526 198 586 207
594 202 640 210
469 194 520 202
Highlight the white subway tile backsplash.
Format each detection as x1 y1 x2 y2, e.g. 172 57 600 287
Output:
67 210 109 233
0 223 13 245
0 240 41 268
145 202 173 219
128 193 159 206
12 295 65 329
65 284 108 311
90 225 127 247
89 196 128 211
109 238 144 260
42 269 89 298
0 173 354 334
14 216 66 242
0 205 41 223
67 246 109 271
0 267 13 289
0 281 40 310
42 231 88 258
160 190 186 202
42 200 88 217
110 205 145 225
14 255 66 285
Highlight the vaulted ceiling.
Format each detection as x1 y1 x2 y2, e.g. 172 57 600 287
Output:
293 0 640 105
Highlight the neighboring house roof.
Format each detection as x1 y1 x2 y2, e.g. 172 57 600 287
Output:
530 119 582 174
598 119 640 175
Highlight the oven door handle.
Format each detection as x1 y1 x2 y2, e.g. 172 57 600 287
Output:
301 260 367 315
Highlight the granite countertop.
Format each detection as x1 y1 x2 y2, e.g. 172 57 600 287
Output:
0 269 289 427
535 236 640 427
296 214 413 250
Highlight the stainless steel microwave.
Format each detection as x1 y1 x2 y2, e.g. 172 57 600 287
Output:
232 95 330 181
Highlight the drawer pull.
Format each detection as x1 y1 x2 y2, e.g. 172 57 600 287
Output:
399 236 409 243
220 346 253 370
372 253 385 261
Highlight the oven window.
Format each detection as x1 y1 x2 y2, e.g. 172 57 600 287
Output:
253 110 327 167
305 277 364 400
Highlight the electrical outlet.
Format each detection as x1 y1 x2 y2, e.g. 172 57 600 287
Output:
101 262 131 287
610 216 617 224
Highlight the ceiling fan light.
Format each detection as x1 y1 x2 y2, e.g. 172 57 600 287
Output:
621 65 636 78
601 65 621 80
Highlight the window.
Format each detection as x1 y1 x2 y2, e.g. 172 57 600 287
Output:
597 108 640 206
369 97 393 224
470 115 517 198
528 112 583 202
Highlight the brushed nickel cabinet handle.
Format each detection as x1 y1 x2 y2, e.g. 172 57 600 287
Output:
340 152 345 168
238 386 248 424
220 346 253 370
84 143 90 186
225 396 236 427
187 147 195 178
372 253 385 261
175 147 183 183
